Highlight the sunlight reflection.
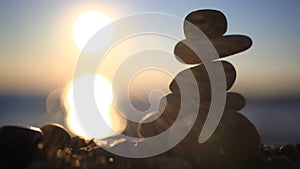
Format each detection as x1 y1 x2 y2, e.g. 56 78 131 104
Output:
62 75 126 139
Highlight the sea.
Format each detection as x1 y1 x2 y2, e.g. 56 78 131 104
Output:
0 93 299 145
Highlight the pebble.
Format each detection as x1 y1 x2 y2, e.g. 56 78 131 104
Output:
41 123 71 149
295 142 300 153
171 112 260 169
174 35 252 64
0 125 44 169
211 35 252 58
184 9 227 39
270 144 282 154
138 93 181 137
0 148 10 168
280 144 298 161
170 61 236 93
225 92 246 111
40 123 71 168
70 136 88 150
266 156 296 169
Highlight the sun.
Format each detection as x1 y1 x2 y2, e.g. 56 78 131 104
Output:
63 75 126 139
72 11 111 49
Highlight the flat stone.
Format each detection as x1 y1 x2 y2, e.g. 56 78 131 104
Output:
174 35 252 64
170 61 236 93
184 9 227 39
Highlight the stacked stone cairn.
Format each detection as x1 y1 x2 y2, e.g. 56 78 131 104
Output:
0 9 299 169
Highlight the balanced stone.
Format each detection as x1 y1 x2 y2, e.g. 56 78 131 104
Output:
174 35 252 64
184 9 227 39
225 92 246 111
170 61 236 93
171 112 260 169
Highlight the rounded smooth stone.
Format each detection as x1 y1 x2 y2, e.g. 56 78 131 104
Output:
138 94 178 137
280 144 298 161
170 61 236 92
0 125 44 168
41 124 71 168
172 112 260 169
41 123 71 149
270 144 282 154
225 92 246 111
174 35 252 64
70 136 87 150
138 92 201 138
184 9 227 39
0 148 10 168
295 142 300 153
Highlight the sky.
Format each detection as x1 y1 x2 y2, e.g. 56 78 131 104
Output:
0 0 299 98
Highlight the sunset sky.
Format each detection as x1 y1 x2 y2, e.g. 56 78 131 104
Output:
0 0 299 98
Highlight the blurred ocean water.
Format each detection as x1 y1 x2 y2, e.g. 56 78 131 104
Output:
0 94 63 127
242 97 300 144
0 94 299 144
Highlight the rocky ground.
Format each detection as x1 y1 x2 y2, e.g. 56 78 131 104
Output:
0 123 300 169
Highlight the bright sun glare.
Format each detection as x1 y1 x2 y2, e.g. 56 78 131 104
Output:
66 11 124 139
63 75 125 139
72 11 111 49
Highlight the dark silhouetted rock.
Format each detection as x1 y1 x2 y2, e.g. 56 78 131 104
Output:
225 92 246 111
41 123 71 148
0 125 44 169
174 35 252 64
40 123 71 168
0 148 10 169
70 136 87 150
170 61 236 93
295 142 300 153
280 144 298 161
270 144 282 155
184 9 227 39
266 156 296 169
169 112 260 169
